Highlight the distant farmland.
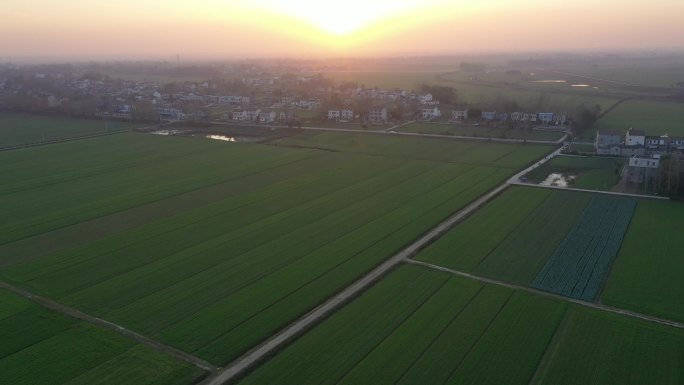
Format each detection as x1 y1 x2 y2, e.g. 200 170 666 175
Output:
0 112 142 148
396 122 565 142
0 131 551 370
592 100 684 137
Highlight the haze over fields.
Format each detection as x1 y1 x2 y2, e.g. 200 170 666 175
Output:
2 0 684 60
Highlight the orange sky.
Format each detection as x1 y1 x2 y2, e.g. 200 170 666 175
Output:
1 0 684 60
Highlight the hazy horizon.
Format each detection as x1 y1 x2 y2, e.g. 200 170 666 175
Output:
3 0 684 61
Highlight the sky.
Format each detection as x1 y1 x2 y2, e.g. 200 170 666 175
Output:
1 0 684 60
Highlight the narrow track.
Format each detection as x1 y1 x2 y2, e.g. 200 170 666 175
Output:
406 259 684 330
201 175 516 385
0 280 217 372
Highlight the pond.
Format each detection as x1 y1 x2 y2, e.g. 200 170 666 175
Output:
540 173 576 188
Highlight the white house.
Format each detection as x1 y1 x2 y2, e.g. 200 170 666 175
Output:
341 109 354 120
232 109 261 121
219 95 250 104
418 93 433 104
259 111 277 123
538 112 555 125
482 111 497 120
553 113 567 125
451 108 468 121
626 128 646 146
628 155 660 184
328 110 341 120
368 108 388 122
278 111 294 122
421 106 441 120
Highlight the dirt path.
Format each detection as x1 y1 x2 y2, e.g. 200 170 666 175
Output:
0 280 217 372
406 259 684 330
299 125 567 145
384 120 415 132
0 124 161 152
205 121 566 145
201 180 514 385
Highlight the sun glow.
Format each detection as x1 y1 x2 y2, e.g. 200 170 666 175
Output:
251 0 431 36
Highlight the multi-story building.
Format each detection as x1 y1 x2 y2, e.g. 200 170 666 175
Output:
451 108 468 121
368 108 388 122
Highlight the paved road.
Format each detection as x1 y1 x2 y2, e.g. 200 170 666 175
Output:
507 145 565 184
407 259 684 330
0 281 217 372
201 180 513 385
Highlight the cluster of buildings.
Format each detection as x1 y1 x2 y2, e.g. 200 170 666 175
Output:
480 111 566 125
595 128 684 185
595 128 684 156
225 109 294 124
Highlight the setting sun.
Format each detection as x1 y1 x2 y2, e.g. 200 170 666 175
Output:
252 0 432 36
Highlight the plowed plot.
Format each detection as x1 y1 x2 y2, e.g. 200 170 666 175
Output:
532 196 637 301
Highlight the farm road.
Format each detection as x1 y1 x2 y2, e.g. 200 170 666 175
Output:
0 280 218 372
0 123 160 152
507 146 670 200
406 259 684 330
206 121 567 145
300 125 568 145
201 176 515 385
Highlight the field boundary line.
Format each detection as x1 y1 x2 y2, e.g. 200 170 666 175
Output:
0 281 218 372
391 285 486 385
405 259 684 330
189 164 487 352
472 190 554 271
508 181 669 200
331 276 453 385
442 292 514 384
0 123 164 152
201 177 513 385
207 121 565 145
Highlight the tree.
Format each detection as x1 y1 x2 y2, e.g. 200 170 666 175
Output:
420 84 457 104
459 62 487 72
573 103 601 136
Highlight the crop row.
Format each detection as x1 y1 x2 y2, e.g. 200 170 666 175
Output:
532 195 637 301
416 187 591 285
474 190 591 284
239 265 684 385
1 147 515 365
0 112 141 149
276 131 552 169
0 135 320 245
602 200 684 322
239 265 567 385
1 133 547 366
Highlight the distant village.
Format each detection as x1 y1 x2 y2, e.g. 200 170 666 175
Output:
0 63 569 130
